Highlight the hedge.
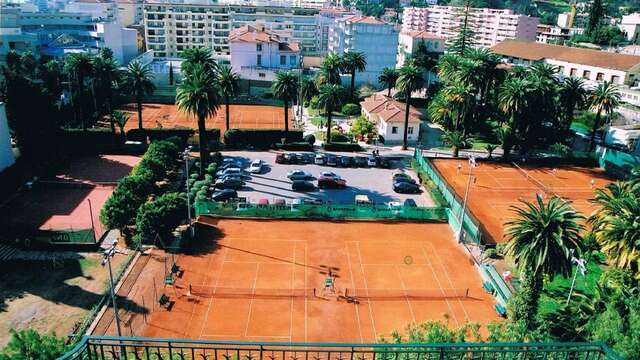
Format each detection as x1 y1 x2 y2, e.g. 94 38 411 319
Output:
341 103 361 116
61 128 122 153
322 142 362 152
274 142 314 151
126 128 221 148
224 129 303 149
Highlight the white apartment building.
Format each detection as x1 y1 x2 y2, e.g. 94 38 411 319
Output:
143 1 319 61
328 16 399 85
619 13 640 43
62 0 118 22
316 7 355 54
230 23 300 81
536 24 583 44
361 94 422 143
396 30 445 67
401 6 538 49
117 0 144 27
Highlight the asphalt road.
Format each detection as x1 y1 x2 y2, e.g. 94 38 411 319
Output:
220 151 435 206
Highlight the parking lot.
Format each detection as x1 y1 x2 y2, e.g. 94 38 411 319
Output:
218 151 435 206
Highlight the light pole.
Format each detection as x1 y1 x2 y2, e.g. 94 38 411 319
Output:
183 147 194 237
456 156 476 243
566 250 587 306
102 241 123 338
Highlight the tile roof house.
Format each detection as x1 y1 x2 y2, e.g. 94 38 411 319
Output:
360 94 422 143
491 40 640 86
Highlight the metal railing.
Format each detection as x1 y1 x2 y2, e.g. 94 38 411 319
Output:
59 336 623 360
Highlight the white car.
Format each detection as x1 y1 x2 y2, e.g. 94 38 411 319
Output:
249 160 263 174
320 171 340 179
314 154 325 165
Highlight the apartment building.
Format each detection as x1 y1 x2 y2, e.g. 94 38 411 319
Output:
401 6 538 49
396 30 445 67
316 7 354 54
619 13 640 43
117 0 144 27
143 0 319 60
62 0 118 22
328 15 399 85
536 24 583 44
230 23 300 81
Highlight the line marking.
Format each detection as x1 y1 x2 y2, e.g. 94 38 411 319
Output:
345 241 364 342
427 242 471 322
243 263 260 337
355 241 378 338
290 242 296 341
394 264 416 324
419 245 459 326
304 242 308 342
198 245 229 338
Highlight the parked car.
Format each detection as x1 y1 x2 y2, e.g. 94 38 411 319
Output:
355 194 372 205
354 156 368 167
257 198 269 206
303 198 324 205
378 157 391 168
301 153 315 164
287 170 313 180
320 171 339 178
404 199 417 207
314 154 326 165
326 155 338 166
216 167 242 177
393 175 416 184
222 158 242 167
218 174 244 182
292 180 315 191
367 155 379 167
393 181 421 194
275 153 287 164
393 173 412 181
249 160 263 173
215 177 245 189
211 189 237 202
273 198 286 205
318 175 347 189
340 156 353 167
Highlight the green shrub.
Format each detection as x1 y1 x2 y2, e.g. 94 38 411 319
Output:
309 96 319 109
224 129 303 149
341 103 361 116
1 329 69 359
100 175 153 231
304 134 316 145
275 142 314 151
496 243 507 256
135 192 187 245
485 248 499 259
330 133 352 143
323 142 362 152
60 128 122 153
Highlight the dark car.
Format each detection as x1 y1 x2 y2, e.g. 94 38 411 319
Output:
378 157 391 168
393 173 413 181
326 155 338 166
340 156 353 167
292 180 315 191
318 175 347 189
354 156 368 167
286 153 301 164
215 178 245 189
303 198 324 205
393 175 416 184
275 153 287 164
300 153 315 164
393 181 421 194
403 199 417 207
211 189 238 202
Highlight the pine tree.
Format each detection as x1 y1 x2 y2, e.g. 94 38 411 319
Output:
586 0 605 35
447 0 476 55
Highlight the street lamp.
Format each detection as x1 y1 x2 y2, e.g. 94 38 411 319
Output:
102 240 123 338
182 147 194 237
566 249 587 305
456 156 476 243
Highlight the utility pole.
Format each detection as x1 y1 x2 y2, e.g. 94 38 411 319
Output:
102 241 123 340
456 156 476 243
183 147 194 237
566 250 587 306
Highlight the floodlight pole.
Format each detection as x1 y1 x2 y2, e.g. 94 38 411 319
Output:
102 242 123 339
456 157 475 243
566 252 586 306
183 147 194 237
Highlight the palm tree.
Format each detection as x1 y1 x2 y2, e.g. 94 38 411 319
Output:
341 51 367 101
112 110 130 142
396 62 424 150
589 181 640 279
318 53 342 86
176 64 221 177
559 77 588 130
317 84 344 144
271 71 299 134
300 77 318 106
64 53 94 130
441 130 469 158
442 81 474 134
587 81 621 152
92 54 120 132
216 65 239 133
504 194 585 329
123 60 155 130
180 47 218 77
498 77 532 158
378 67 399 97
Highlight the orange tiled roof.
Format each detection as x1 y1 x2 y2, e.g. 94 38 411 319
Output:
343 15 386 25
360 94 422 124
401 30 444 40
229 24 299 52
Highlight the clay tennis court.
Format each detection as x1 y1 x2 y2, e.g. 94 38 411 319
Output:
430 159 614 244
0 155 140 238
140 218 500 342
120 103 293 132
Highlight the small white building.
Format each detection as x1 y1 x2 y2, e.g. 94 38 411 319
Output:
605 124 640 155
360 94 422 143
535 24 583 44
396 30 445 87
619 13 640 43
0 103 15 172
229 23 300 82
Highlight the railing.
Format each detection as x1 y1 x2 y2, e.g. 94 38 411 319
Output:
59 336 623 360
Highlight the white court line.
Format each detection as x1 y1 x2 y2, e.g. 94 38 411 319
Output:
243 263 260 337
394 264 416 325
355 241 378 338
426 242 471 322
304 242 308 342
197 246 229 338
289 242 296 341
344 241 364 342
419 246 459 326
201 334 290 339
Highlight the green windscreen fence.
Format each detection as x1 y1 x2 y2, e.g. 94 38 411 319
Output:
195 201 449 222
414 149 483 244
34 229 96 245
597 145 639 178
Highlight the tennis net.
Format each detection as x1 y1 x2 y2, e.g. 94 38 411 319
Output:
511 162 554 195
188 286 317 299
344 288 470 300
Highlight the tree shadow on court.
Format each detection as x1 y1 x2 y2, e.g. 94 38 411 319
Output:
183 222 224 256
50 155 139 184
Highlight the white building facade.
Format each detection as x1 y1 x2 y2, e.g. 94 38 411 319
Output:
360 94 422 143
316 7 354 55
619 13 640 43
328 16 399 85
0 103 15 173
117 0 144 27
229 23 300 81
62 0 118 22
401 6 538 49
396 30 445 67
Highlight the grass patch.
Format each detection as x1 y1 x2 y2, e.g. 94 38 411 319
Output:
310 116 325 127
570 121 591 135
78 258 99 273
411 159 447 206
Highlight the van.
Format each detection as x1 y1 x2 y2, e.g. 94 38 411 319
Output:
355 194 372 205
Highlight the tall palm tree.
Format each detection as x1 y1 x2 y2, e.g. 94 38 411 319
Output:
396 61 424 150
300 77 318 106
589 181 640 279
441 129 469 158
271 71 299 134
64 53 94 130
317 84 344 144
176 64 221 177
559 77 588 131
112 110 130 142
216 65 239 133
92 54 120 132
123 60 155 130
318 53 342 86
498 77 532 158
427 92 454 129
341 51 367 101
442 81 474 134
504 194 585 329
587 81 621 152
378 67 399 97
180 47 218 77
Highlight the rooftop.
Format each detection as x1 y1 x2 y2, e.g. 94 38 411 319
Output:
491 40 640 71
229 23 299 52
361 94 422 124
342 15 387 25
401 30 444 40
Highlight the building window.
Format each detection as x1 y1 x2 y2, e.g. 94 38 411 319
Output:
557 66 565 73
290 55 296 65
256 43 262 51
258 73 266 78
611 75 620 83
257 54 262 66
391 126 398 134
596 72 604 81
408 126 414 135
582 70 591 79
280 55 286 65
570 68 577 76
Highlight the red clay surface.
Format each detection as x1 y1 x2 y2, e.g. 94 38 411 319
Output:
0 155 140 236
120 103 293 132
139 219 500 342
431 159 614 244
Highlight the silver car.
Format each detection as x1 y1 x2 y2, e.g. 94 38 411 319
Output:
287 169 313 180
